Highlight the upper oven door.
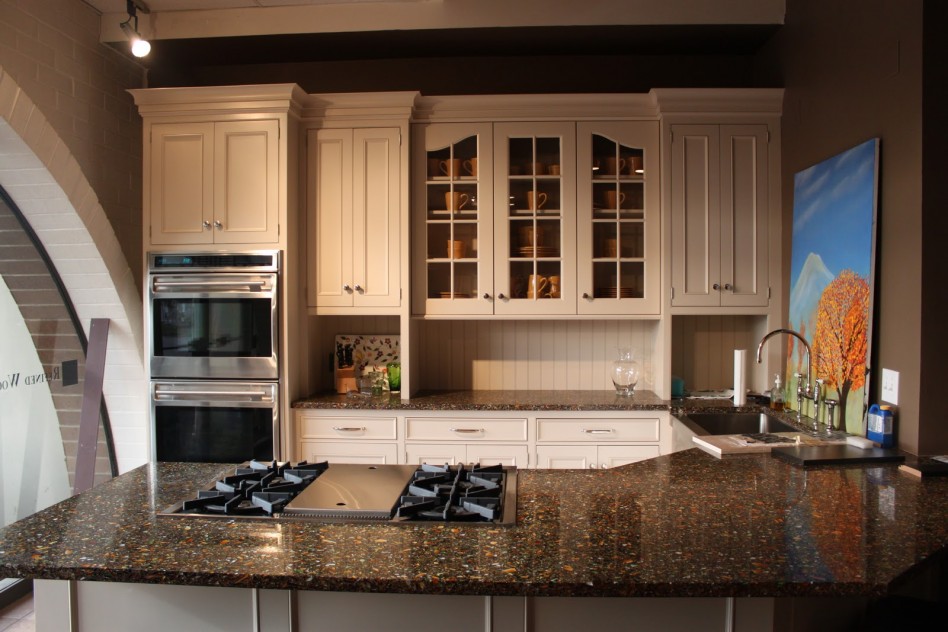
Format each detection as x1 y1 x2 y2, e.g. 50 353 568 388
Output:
149 272 278 380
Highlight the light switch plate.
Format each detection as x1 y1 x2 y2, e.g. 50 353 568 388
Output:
881 368 899 405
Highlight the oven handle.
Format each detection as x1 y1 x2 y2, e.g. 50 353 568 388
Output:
154 388 274 401
152 280 272 291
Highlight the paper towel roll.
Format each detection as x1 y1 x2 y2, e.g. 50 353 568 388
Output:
733 349 747 406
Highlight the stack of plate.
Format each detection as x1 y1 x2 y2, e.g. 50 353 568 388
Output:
517 246 558 258
438 291 471 299
598 287 638 298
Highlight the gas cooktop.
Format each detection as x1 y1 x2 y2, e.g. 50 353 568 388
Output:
160 460 517 525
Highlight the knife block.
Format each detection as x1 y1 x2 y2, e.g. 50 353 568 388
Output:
335 367 356 394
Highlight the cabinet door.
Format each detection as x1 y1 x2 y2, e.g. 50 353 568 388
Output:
670 124 721 307
413 123 494 316
719 125 769 307
597 445 660 468
148 122 214 245
466 444 529 468
352 128 401 308
535 445 598 469
213 119 280 244
576 122 661 315
493 122 576 316
309 128 354 308
405 443 466 466
299 441 399 464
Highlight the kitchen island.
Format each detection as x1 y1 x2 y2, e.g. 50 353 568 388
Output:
1 450 946 631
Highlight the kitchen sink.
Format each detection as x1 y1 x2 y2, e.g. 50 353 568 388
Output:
675 412 799 436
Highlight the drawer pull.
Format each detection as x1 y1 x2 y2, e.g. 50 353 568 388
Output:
332 426 366 432
449 427 484 434
582 428 615 434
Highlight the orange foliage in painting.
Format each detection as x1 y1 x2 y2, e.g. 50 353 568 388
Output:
812 270 869 426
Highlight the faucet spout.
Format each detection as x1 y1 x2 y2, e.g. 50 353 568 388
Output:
756 327 813 400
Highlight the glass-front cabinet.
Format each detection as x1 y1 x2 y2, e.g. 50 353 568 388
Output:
412 123 494 315
493 122 576 316
576 122 660 315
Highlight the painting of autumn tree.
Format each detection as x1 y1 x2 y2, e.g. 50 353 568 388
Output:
789 139 878 433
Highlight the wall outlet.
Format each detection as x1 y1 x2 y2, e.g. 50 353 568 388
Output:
881 368 899 405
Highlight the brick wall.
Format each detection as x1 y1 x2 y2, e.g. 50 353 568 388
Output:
0 195 112 488
0 0 145 283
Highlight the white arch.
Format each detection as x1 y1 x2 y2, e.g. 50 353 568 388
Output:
0 66 148 473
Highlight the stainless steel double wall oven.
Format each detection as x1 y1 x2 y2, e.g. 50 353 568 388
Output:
148 252 280 462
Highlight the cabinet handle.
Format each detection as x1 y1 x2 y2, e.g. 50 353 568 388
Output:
713 283 721 291
354 284 364 293
582 428 615 434
213 220 223 230
482 293 491 300
449 427 484 434
724 283 733 291
497 293 507 300
331 426 366 432
582 292 591 300
343 284 353 293
588 463 596 470
202 220 211 230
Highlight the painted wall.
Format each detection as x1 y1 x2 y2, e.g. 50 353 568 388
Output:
0 0 145 283
757 0 935 453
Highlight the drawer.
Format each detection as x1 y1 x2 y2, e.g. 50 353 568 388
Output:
298 414 397 440
405 417 528 442
537 417 660 443
299 441 398 464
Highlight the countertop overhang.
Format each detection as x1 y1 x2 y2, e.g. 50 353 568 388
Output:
2 450 946 598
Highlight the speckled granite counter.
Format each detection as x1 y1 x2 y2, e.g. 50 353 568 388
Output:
2 451 946 598
293 389 669 411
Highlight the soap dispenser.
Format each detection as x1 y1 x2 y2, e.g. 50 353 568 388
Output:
770 374 786 411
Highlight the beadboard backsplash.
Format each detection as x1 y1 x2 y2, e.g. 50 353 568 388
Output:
307 316 659 393
671 315 769 394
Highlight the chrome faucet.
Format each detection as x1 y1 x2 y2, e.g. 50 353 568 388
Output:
756 328 816 425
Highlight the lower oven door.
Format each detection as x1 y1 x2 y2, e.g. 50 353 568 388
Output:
152 381 278 463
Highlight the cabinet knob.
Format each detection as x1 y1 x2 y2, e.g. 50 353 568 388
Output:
343 284 353 293
582 292 591 300
202 220 211 230
712 283 721 291
724 283 733 291
354 284 364 293
482 293 491 300
497 293 507 300
213 220 223 229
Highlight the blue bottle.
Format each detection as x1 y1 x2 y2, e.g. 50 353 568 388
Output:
867 404 894 448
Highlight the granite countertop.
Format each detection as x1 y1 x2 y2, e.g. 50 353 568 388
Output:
2 451 946 598
292 389 748 413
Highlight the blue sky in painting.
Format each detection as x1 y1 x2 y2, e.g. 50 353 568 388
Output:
790 139 878 285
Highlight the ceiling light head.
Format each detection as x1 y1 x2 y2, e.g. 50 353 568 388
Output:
120 0 151 58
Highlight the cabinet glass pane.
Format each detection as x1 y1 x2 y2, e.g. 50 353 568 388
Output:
425 135 480 299
590 134 647 300
507 136 562 300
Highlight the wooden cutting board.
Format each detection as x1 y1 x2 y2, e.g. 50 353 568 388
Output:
693 433 842 458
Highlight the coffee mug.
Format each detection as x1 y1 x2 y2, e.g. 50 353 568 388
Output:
626 156 644 175
428 158 442 178
530 162 546 175
527 274 549 298
518 224 543 247
548 164 561 176
605 190 626 209
463 158 478 177
448 240 466 259
445 191 469 211
440 159 461 178
526 191 548 210
547 275 561 298
604 238 618 258
605 157 626 176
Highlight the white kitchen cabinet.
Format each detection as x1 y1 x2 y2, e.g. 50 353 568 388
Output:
536 444 660 469
669 124 770 308
405 443 529 467
535 414 664 468
296 411 398 464
576 122 661 315
147 120 280 246
308 127 401 312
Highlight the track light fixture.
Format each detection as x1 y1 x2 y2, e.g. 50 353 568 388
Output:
120 0 151 58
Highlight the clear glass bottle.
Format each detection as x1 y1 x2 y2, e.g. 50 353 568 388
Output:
770 374 786 411
612 347 640 396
